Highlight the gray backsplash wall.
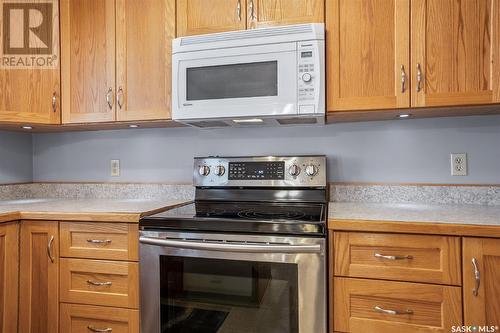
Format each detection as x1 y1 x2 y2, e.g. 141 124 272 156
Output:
31 115 500 184
0 131 33 183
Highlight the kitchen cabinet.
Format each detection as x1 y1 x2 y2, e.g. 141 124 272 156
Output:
176 0 324 37
411 0 500 107
19 221 59 333
463 238 500 326
326 0 410 111
0 223 19 333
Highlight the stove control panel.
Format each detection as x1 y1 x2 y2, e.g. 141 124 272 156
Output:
193 156 326 187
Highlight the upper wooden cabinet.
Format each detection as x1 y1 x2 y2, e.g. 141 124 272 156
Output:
411 0 500 107
177 0 324 37
326 0 410 111
19 221 59 333
463 238 500 326
0 223 19 333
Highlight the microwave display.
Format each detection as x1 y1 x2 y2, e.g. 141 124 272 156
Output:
186 61 278 101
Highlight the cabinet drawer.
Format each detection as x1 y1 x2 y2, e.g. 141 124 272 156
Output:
333 232 461 285
334 277 462 333
60 222 138 261
60 258 139 308
60 303 139 333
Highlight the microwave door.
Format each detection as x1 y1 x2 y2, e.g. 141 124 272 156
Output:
175 46 297 120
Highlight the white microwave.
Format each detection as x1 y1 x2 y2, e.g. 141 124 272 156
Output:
172 23 325 128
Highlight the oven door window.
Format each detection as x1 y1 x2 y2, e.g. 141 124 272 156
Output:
186 61 278 101
160 256 298 333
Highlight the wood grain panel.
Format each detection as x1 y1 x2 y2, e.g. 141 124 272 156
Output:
334 277 462 333
463 238 500 326
411 0 500 107
60 222 138 261
19 220 58 333
334 232 462 285
61 0 115 123
0 223 19 333
116 0 174 121
60 258 139 309
60 303 139 333
176 0 246 36
248 0 324 29
326 0 410 111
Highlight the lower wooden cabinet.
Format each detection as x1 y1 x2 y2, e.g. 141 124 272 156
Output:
463 238 500 326
19 220 59 333
60 303 139 333
0 222 19 333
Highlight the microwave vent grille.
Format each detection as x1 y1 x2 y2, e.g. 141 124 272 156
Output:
179 24 314 46
186 120 230 128
277 117 318 125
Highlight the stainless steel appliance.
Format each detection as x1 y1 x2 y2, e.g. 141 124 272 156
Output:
140 156 327 333
172 24 325 127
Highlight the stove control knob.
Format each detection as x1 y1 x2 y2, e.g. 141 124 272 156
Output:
215 165 225 176
288 164 301 177
198 165 210 176
305 164 318 177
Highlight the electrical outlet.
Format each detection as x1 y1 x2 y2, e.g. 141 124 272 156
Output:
451 153 467 176
110 159 120 177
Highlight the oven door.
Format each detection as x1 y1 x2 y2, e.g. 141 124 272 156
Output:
139 231 326 333
172 43 298 121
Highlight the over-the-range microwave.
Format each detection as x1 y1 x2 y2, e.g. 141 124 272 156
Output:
172 23 325 128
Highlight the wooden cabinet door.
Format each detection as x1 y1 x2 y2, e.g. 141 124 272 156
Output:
326 0 410 111
463 238 500 326
411 0 500 107
60 0 116 123
247 0 324 29
177 0 247 37
0 0 60 125
0 223 19 333
116 0 174 121
19 221 59 333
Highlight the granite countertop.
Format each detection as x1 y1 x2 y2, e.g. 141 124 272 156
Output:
329 202 500 226
0 198 191 223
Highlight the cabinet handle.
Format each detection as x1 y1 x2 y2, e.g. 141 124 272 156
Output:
87 280 113 287
236 0 241 21
87 239 112 244
87 325 112 332
416 63 423 92
52 92 57 113
401 65 406 93
472 257 480 296
47 235 55 263
106 87 114 110
374 253 413 260
374 306 413 316
249 0 257 21
116 86 124 109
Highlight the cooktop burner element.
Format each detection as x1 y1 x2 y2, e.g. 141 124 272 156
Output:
237 209 307 220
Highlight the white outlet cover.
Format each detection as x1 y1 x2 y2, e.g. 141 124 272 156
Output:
111 159 120 177
450 153 467 176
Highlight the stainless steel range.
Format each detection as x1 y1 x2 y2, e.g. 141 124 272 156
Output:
139 156 327 333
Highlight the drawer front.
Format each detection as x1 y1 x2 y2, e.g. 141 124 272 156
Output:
334 232 461 285
60 258 139 308
60 222 138 261
334 277 462 333
60 303 139 333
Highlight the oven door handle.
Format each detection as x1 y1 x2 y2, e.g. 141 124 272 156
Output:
139 236 322 254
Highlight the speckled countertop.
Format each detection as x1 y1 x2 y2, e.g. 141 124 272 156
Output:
0 198 191 223
329 202 500 226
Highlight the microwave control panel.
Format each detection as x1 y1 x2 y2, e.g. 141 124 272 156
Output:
297 41 324 115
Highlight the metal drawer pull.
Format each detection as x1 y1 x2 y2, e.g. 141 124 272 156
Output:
236 0 241 21
401 65 406 93
472 257 480 296
374 253 413 260
87 280 113 287
416 63 423 92
106 87 114 110
52 92 57 112
249 0 257 21
87 325 112 332
374 306 413 315
116 86 124 109
86 239 112 244
47 235 55 263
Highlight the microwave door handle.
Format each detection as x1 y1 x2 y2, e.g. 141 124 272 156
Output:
139 236 322 254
